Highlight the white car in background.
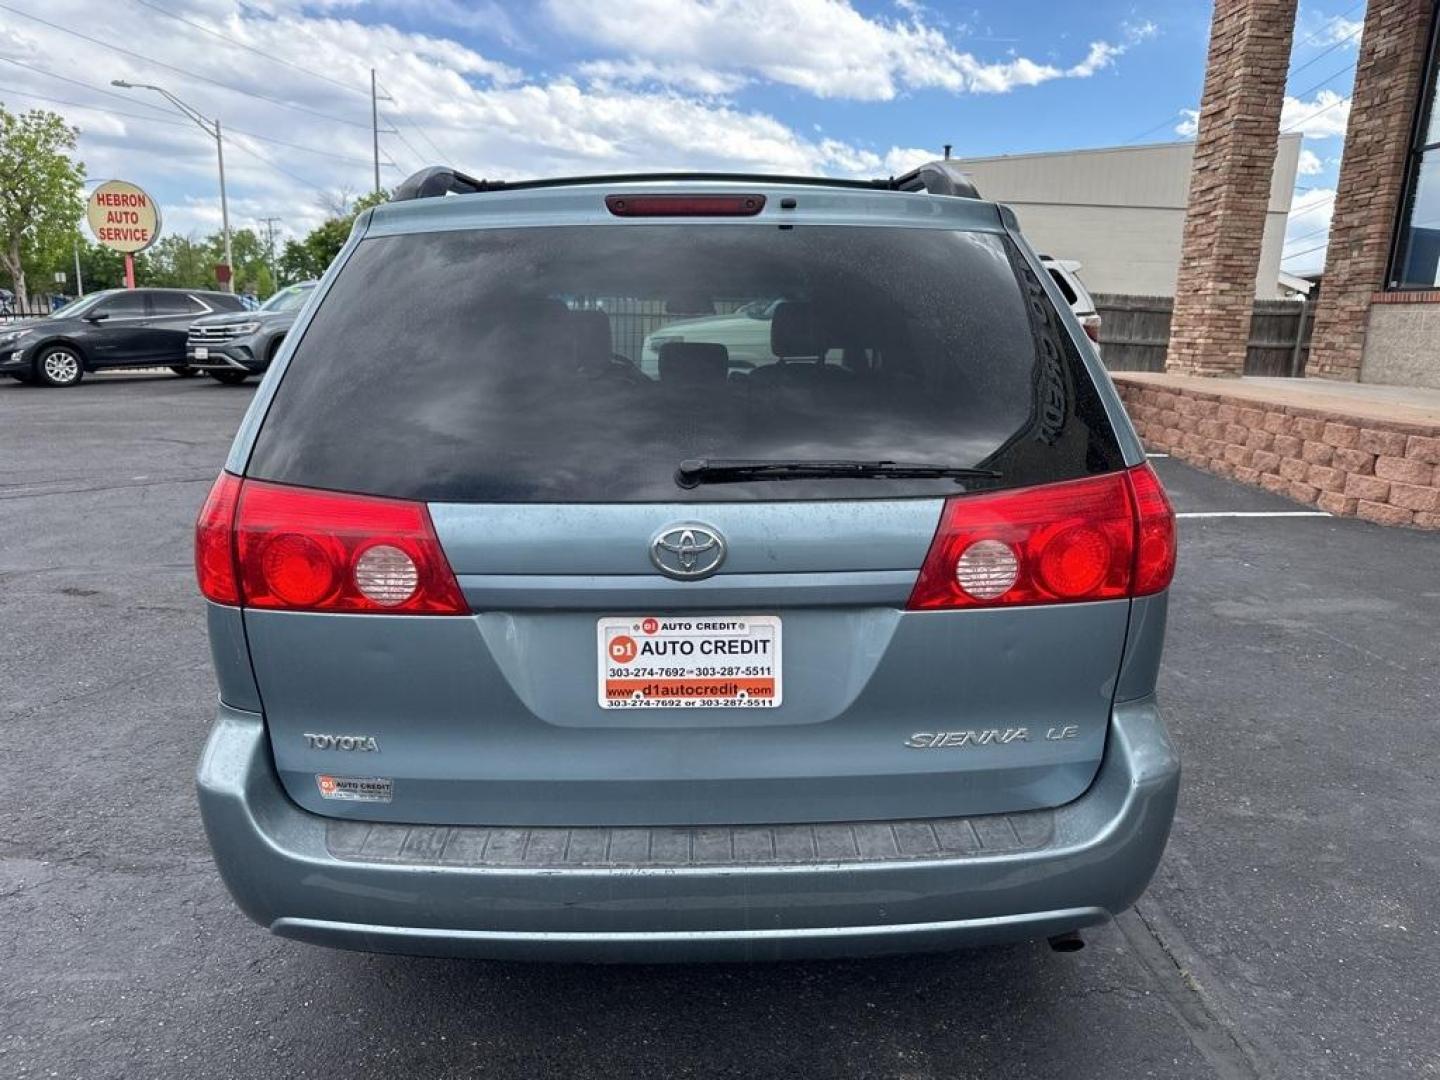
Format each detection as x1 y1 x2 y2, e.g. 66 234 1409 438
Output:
640 298 781 375
641 261 1101 373
1040 256 1102 347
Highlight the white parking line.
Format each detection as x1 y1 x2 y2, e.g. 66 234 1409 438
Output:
1146 452 1169 459
1175 511 1331 519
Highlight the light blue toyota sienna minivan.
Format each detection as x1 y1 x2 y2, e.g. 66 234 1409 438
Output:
195 162 1179 962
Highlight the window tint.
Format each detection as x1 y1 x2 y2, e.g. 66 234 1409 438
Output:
93 291 147 317
249 225 1123 503
1046 267 1079 306
150 293 206 315
1392 31 1440 288
261 284 316 313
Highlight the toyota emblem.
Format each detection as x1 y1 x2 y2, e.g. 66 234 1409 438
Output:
650 524 726 580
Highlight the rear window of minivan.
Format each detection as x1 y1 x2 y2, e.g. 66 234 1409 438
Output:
246 223 1123 502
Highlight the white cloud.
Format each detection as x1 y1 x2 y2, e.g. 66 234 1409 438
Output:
1067 41 1121 79
544 0 1141 101
2 0 948 246
1323 16 1364 45
1296 147 1324 175
1171 92 1349 142
1282 187 1337 275
1295 7 1364 47
1281 90 1351 138
576 59 749 96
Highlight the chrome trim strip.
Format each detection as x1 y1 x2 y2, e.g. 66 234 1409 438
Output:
273 907 1105 944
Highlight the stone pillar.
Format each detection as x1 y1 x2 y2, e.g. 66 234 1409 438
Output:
1167 0 1298 377
1307 0 1434 382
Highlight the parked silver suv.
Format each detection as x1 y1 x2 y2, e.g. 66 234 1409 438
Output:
195 164 1179 962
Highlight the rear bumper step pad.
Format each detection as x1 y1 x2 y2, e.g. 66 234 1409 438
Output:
326 810 1055 869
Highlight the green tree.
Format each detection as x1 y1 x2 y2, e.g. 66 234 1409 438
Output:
213 227 271 296
34 235 129 295
144 234 213 289
279 189 389 283
0 105 86 309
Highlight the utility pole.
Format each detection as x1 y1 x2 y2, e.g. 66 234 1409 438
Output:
369 70 396 193
215 117 233 289
258 216 282 288
371 69 381 194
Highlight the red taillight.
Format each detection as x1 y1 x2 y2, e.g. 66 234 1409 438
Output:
605 194 765 217
1126 463 1177 595
1081 315 1102 343
195 472 242 604
906 465 1175 610
193 475 466 615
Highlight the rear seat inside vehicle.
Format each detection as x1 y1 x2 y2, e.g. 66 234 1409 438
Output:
657 341 730 388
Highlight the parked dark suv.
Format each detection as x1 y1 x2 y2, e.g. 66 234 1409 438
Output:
183 281 319 385
0 287 244 387
195 164 1179 962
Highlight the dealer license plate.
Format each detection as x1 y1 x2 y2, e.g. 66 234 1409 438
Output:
193 347 209 360
597 615 781 709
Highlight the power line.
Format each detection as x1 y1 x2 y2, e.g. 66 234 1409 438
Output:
0 82 365 195
2 58 383 166
1124 111 1190 145
0 1 370 129
1280 92 1350 135
1287 21 1363 83
1288 60 1358 104
225 136 329 195
0 83 190 128
126 0 370 100
1284 221 1335 249
1282 241 1330 262
380 113 430 173
1 55 174 115
1124 5 1365 147
1290 0 1365 52
1282 197 1340 248
376 77 459 168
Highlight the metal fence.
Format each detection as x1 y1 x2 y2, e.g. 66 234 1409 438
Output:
1094 293 1315 377
581 297 750 361
0 295 59 323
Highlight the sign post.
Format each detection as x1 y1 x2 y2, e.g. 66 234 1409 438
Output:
86 180 161 288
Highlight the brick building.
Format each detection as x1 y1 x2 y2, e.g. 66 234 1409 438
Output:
1169 0 1440 388
1119 0 1440 528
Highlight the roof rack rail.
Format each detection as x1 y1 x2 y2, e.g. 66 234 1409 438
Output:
391 161 980 202
392 166 488 201
891 160 981 199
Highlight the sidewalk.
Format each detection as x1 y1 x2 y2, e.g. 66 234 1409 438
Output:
1112 373 1440 528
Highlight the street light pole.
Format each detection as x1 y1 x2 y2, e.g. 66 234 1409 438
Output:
111 80 234 292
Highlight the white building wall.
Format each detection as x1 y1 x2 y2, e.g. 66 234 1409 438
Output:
955 136 1302 299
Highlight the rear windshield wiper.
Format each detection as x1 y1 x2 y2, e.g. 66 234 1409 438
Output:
675 458 1002 489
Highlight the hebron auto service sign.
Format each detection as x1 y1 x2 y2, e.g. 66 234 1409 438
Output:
87 180 161 254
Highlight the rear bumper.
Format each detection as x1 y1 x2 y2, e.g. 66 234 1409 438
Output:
197 699 1178 962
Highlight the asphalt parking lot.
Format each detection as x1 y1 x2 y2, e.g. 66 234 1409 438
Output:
2 374 1437 1080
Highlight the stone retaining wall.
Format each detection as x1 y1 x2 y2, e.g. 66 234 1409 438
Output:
1114 378 1440 529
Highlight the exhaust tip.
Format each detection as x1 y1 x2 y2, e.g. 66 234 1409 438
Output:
1048 932 1085 953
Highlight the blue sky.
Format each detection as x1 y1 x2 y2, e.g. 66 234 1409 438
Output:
1 1 1362 273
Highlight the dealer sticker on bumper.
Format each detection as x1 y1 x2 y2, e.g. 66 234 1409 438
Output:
598 615 781 709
